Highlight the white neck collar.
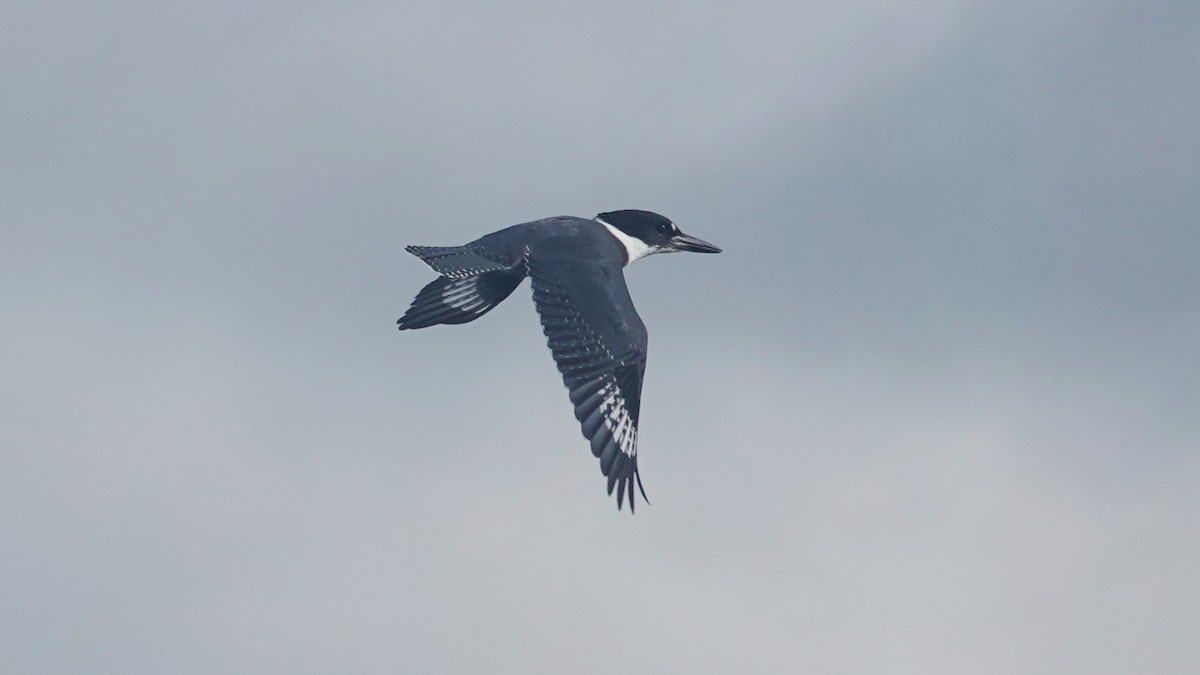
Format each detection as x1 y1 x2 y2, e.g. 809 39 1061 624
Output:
597 217 658 265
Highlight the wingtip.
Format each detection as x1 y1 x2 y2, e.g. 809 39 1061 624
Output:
613 467 649 514
635 469 649 504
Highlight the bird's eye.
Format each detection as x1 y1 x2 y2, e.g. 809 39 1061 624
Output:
657 222 673 235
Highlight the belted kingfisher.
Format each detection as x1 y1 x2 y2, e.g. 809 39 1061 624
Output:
397 210 721 512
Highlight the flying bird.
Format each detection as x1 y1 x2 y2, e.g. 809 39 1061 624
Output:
397 210 721 511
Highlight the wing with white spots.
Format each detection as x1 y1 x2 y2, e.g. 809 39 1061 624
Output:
397 269 524 330
527 256 649 511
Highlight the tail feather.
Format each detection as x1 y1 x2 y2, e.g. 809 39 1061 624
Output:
406 245 511 279
398 269 524 330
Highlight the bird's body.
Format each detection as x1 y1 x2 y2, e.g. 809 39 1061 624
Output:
397 210 720 511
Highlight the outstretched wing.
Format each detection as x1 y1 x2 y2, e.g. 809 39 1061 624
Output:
397 270 524 330
399 245 526 330
527 256 649 511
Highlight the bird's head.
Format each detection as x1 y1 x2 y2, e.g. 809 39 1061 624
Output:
595 210 722 263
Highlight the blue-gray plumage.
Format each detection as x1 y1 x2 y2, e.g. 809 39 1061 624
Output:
397 210 721 512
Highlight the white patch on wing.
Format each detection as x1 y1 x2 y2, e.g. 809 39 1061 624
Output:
600 384 637 457
441 279 488 314
597 217 659 265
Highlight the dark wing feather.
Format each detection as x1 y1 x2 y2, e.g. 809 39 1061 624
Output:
397 270 524 330
527 256 650 512
399 244 525 330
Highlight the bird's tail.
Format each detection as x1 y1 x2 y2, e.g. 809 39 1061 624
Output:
405 245 512 279
397 269 524 330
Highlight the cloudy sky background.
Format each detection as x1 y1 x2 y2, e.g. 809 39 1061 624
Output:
3 1 1198 672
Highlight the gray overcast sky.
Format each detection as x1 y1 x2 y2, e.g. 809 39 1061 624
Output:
2 1 1198 673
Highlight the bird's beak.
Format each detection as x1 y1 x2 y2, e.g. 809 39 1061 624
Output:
669 233 722 254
